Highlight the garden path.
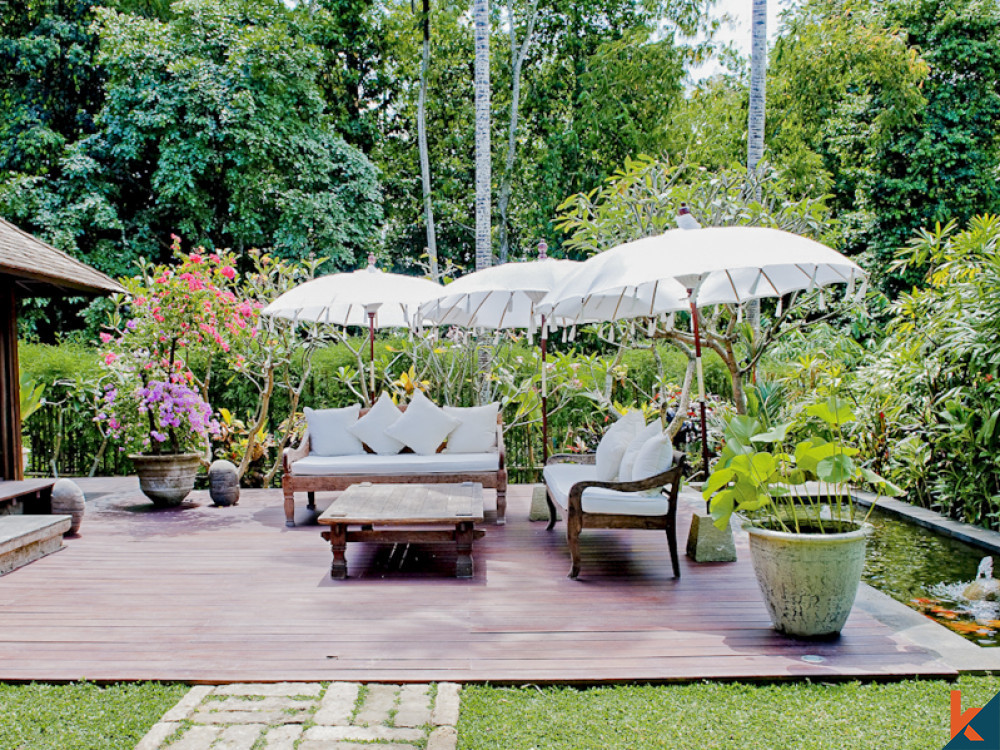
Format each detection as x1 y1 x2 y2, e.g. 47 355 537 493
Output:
135 681 460 750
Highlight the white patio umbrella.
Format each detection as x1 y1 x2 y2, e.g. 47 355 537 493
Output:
538 226 867 474
262 254 443 402
418 242 578 460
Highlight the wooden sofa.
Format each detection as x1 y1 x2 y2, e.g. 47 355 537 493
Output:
282 405 507 527
543 450 687 579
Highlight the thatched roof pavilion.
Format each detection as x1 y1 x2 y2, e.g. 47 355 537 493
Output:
0 218 124 480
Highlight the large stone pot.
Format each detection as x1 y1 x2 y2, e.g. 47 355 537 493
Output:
129 453 202 507
746 521 870 638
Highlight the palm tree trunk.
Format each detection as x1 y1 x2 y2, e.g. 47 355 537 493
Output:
746 0 767 331
417 0 440 281
747 0 767 177
473 0 492 272
473 0 493 398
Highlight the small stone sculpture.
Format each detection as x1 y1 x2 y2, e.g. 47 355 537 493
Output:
51 478 85 536
208 460 240 507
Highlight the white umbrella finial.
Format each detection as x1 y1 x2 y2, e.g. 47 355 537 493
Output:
677 203 701 230
538 239 548 260
367 252 377 270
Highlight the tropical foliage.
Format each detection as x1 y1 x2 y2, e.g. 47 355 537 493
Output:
10 0 1000 532
703 397 901 534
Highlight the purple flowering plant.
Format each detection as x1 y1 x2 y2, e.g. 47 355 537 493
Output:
102 379 219 456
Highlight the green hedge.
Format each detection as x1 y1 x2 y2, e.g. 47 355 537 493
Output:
20 338 729 482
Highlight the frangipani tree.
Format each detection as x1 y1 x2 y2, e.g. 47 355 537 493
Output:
556 158 855 415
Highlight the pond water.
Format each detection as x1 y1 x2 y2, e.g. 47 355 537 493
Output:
863 507 1000 646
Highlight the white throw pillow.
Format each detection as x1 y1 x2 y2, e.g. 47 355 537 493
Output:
348 392 405 455
304 405 364 456
443 403 499 453
594 410 645 481
385 390 460 455
632 433 675 493
618 420 663 481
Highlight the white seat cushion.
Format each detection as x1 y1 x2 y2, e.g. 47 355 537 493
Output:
384 390 460 455
348 392 404 455
304 405 364 456
542 462 669 516
443 403 499 453
291 452 499 476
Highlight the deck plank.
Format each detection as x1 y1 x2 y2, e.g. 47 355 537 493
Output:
0 483 954 683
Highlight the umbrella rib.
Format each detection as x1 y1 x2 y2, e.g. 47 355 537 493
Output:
758 269 782 296
610 288 628 321
793 264 814 285
440 296 464 326
724 270 740 303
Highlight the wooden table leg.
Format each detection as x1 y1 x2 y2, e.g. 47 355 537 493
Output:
455 522 474 578
329 523 348 580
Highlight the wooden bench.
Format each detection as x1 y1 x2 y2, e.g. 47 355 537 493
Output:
282 406 507 527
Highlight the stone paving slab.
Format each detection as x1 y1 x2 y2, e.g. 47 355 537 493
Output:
213 682 322 697
137 682 461 750
313 682 359 726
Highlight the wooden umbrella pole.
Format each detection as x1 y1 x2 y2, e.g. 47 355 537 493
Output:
691 299 710 500
541 314 549 464
368 311 376 405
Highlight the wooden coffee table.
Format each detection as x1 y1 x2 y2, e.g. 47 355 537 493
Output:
318 483 485 579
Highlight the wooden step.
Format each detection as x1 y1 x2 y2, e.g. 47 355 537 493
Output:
0 515 71 575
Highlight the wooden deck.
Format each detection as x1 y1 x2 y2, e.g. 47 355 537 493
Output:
0 482 954 684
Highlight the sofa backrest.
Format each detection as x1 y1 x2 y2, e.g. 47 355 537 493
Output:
357 401 504 425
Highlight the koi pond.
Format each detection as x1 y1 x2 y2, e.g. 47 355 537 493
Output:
863 506 1000 646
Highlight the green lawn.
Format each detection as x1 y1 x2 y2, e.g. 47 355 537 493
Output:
458 676 1000 750
3 676 998 749
0 681 187 750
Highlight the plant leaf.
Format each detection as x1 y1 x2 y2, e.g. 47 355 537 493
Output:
817 454 854 484
751 421 792 444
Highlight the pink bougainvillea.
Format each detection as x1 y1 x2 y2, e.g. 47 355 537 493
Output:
98 241 258 455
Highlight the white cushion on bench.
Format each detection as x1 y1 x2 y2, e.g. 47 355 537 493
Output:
290 452 500 476
542 462 670 517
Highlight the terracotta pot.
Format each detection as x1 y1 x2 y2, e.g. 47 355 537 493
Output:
129 453 202 507
746 521 869 638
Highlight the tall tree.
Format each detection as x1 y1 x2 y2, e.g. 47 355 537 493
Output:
744 0 768 330
3 0 383 275
868 0 1000 289
497 0 539 263
416 0 441 280
747 0 767 179
473 0 492 270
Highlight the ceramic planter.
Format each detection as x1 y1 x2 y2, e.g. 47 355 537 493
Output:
746 521 869 638
130 453 202 507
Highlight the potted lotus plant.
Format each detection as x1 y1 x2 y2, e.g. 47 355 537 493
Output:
702 396 902 637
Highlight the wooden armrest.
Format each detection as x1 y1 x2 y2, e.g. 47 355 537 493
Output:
546 453 596 465
566 454 686 513
282 431 311 473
